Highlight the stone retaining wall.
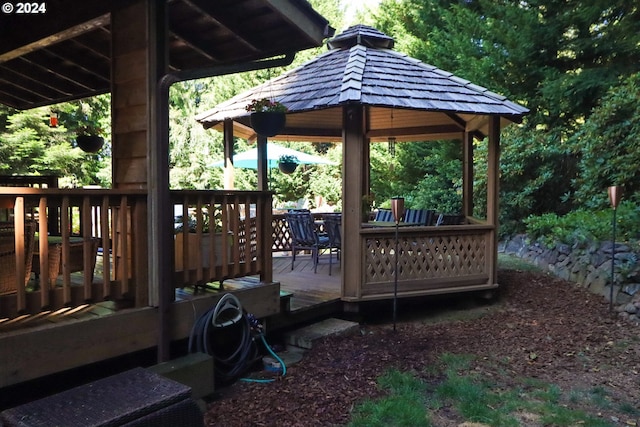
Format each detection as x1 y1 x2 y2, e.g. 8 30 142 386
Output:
499 235 640 323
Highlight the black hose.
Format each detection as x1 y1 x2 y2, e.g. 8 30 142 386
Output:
188 294 260 384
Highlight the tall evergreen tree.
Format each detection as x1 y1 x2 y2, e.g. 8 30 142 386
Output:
373 0 640 232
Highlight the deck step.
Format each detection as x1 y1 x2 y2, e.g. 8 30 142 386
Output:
0 367 203 427
283 318 359 349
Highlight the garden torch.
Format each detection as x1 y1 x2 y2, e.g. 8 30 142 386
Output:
391 197 404 331
608 186 622 312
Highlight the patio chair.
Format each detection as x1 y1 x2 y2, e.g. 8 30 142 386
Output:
285 210 329 273
0 221 35 295
403 208 435 226
322 213 341 276
374 209 394 222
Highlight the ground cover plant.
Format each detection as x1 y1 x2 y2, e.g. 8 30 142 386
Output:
204 257 640 426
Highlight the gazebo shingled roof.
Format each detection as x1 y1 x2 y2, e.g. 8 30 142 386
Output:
195 25 529 141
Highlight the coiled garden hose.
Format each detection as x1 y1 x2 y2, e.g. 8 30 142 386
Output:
187 293 286 384
188 294 259 384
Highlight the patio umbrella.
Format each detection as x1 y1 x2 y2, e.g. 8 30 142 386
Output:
210 143 335 169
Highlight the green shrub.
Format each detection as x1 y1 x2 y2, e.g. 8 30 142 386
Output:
523 201 640 248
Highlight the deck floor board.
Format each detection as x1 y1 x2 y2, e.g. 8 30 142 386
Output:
1 252 342 332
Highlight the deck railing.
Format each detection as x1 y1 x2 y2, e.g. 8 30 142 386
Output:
0 187 273 320
0 187 148 319
170 190 272 286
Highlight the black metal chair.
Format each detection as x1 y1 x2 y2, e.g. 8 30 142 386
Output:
285 210 330 273
322 213 341 275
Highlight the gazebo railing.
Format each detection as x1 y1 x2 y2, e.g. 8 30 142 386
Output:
357 222 495 299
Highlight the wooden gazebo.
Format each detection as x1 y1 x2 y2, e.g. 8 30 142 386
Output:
197 25 529 304
0 0 332 390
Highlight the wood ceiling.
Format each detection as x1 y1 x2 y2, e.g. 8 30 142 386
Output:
0 0 333 110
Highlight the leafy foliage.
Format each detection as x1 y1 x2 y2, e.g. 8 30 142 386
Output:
571 73 640 209
0 98 111 187
523 201 640 248
373 0 640 236
245 98 288 113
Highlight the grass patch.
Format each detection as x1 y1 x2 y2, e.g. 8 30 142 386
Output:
346 353 624 427
348 369 429 427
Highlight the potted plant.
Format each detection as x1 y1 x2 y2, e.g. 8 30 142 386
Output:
246 98 288 137
278 154 298 174
362 194 375 223
75 123 105 153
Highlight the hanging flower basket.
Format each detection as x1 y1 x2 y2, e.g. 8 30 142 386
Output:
278 154 298 174
278 161 298 174
76 135 104 153
250 112 286 137
246 98 288 137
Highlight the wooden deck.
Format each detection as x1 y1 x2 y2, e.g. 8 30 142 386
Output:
0 250 342 389
205 251 342 329
272 252 341 310
1 250 342 333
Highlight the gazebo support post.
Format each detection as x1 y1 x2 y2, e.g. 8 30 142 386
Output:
486 116 501 286
257 135 269 191
462 131 474 218
223 118 235 189
342 105 366 300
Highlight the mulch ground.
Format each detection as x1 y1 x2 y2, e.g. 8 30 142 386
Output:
204 267 640 426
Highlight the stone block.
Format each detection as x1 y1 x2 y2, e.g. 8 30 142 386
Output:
284 318 359 349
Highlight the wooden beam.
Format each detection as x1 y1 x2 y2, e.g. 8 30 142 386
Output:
263 0 331 45
278 127 342 138
366 124 463 139
257 135 268 191
223 119 235 189
177 0 261 54
0 14 110 63
486 116 500 286
169 31 219 63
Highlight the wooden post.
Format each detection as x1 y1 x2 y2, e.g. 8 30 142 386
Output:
342 105 366 299
14 197 26 312
223 119 235 189
462 131 474 218
486 116 500 286
111 1 151 190
259 193 273 283
257 135 268 191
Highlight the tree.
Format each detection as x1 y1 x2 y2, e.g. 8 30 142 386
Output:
376 0 640 133
373 0 640 231
571 73 640 209
0 97 111 187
